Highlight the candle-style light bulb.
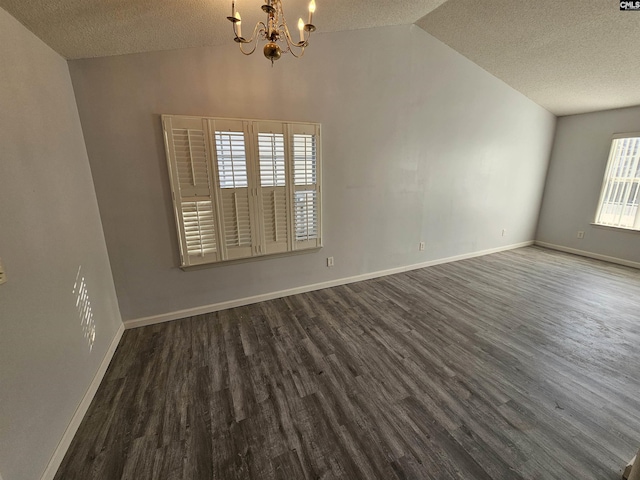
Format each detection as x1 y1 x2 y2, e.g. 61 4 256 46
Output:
308 0 316 25
236 11 242 38
298 18 305 42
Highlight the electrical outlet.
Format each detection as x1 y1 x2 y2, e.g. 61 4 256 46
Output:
327 256 334 267
419 242 425 251
501 229 507 237
0 258 6 285
577 231 585 239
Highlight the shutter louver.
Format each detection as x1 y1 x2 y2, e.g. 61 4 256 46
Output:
173 128 210 197
262 188 288 244
182 201 217 256
595 136 640 230
221 190 252 247
163 116 220 266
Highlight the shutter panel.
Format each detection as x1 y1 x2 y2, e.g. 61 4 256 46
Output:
255 122 290 254
289 124 321 249
162 115 220 266
211 120 256 259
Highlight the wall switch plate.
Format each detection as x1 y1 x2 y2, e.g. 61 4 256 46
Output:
577 231 585 239
419 242 425 251
502 229 507 237
327 257 334 267
0 258 6 285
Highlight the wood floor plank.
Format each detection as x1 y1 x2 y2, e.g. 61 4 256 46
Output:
55 247 640 479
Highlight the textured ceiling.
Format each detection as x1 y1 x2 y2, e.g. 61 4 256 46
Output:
417 0 640 116
1 0 639 115
0 0 448 59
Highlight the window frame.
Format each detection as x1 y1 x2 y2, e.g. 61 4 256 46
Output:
162 115 322 268
593 132 640 232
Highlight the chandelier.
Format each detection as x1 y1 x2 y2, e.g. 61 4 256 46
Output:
227 0 316 64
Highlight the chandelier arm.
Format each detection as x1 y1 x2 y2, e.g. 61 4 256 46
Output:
280 22 308 50
287 45 306 58
238 41 258 56
278 31 302 58
235 21 266 45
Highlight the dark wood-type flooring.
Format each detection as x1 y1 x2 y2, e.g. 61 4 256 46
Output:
55 246 640 479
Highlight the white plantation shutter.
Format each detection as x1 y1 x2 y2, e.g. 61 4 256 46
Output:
290 124 321 249
162 116 220 266
182 201 217 256
162 115 321 267
595 135 640 230
211 120 256 259
255 122 290 254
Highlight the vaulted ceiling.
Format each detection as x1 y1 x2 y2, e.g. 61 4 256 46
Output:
1 0 639 116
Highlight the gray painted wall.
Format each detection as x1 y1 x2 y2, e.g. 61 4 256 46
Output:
69 25 556 322
0 7 122 480
537 105 640 263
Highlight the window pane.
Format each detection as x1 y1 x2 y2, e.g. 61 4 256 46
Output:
294 190 318 240
258 133 286 187
215 131 248 188
595 137 640 229
293 134 317 185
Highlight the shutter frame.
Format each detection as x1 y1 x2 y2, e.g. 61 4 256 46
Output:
254 121 291 254
162 115 220 266
162 115 322 267
210 119 257 260
289 123 322 250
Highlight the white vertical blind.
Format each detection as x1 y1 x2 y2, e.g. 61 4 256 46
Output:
595 136 640 230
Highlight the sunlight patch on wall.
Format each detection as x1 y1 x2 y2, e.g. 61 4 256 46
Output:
73 266 96 351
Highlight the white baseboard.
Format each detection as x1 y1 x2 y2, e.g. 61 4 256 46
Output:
125 241 535 329
40 322 125 480
535 241 640 270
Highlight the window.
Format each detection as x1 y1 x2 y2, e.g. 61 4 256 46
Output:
162 115 322 267
594 134 640 231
